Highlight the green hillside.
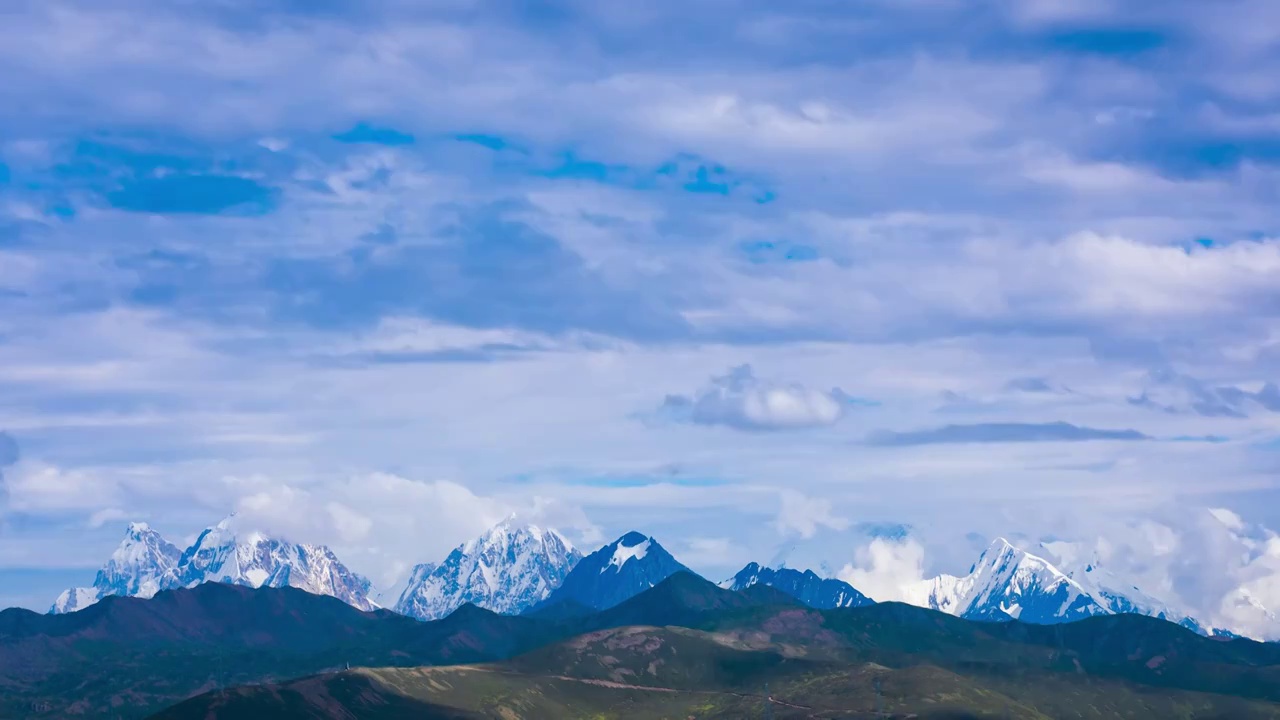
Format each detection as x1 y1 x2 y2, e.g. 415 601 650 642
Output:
153 623 1280 719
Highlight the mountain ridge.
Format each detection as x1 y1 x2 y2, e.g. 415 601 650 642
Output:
49 516 377 614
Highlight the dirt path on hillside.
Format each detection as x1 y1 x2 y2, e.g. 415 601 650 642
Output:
452 666 854 717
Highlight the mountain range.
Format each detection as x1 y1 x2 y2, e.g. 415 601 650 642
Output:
50 516 1240 642
723 561 873 609
9 573 1280 719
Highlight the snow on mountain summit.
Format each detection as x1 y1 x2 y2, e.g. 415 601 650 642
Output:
50 516 377 613
903 537 1109 623
604 532 651 573
394 517 581 620
173 515 377 610
50 521 181 613
536 531 693 611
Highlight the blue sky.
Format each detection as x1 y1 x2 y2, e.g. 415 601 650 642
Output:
4 0 1280 633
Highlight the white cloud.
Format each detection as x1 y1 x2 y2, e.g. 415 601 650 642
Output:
1209 507 1247 532
87 507 129 529
4 461 120 514
838 537 928 603
658 364 849 431
677 537 744 570
774 490 849 539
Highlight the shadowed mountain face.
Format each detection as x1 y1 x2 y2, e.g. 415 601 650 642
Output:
8 573 1280 719
1 582 565 719
533 531 693 612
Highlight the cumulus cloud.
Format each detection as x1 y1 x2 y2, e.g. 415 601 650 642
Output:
838 537 928 603
866 421 1149 446
773 489 849 538
657 364 855 431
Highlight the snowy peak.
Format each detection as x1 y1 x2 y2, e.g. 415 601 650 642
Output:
173 517 377 611
536 532 694 612
1049 544 1207 633
726 562 872 609
962 537 1106 623
50 521 182 614
100 522 181 596
50 517 377 614
604 533 651 573
905 537 1108 624
394 520 582 620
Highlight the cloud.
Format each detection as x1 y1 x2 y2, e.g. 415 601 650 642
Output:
838 537 928 603
866 421 1150 446
1129 367 1280 418
657 364 855 431
3 461 119 514
87 507 129 529
677 537 745 569
774 489 849 539
263 201 687 338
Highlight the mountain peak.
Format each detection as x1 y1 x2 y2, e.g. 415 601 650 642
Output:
604 534 652 573
617 530 649 546
51 521 183 614
910 535 1109 625
535 532 693 612
981 536 1019 559
395 519 582 620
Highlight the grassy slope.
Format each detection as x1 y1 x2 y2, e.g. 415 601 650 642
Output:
155 621 1280 720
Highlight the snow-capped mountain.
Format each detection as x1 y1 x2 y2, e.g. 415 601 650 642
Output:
394 518 581 620
50 522 181 613
535 531 693 611
50 516 377 614
174 517 377 611
903 538 1109 624
1059 554 1208 634
724 562 872 609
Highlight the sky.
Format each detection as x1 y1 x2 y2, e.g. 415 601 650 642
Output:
3 0 1280 635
